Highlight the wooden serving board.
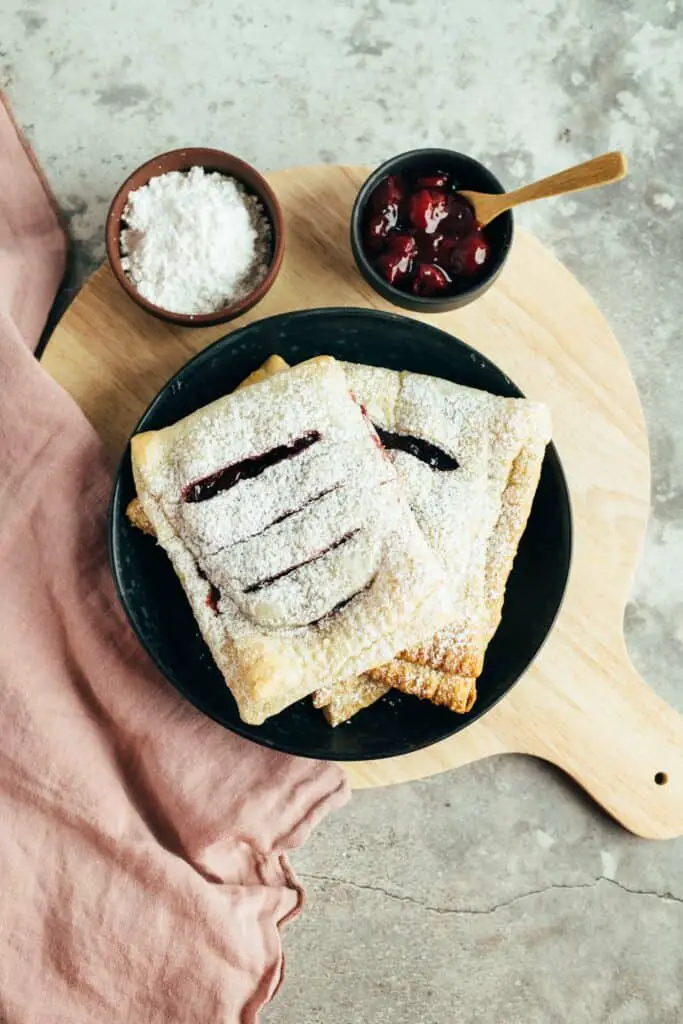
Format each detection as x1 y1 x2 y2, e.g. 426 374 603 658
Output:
42 165 683 839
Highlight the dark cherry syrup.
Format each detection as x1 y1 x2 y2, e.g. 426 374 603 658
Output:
363 169 491 297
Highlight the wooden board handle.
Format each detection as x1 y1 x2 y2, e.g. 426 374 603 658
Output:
502 641 683 840
350 627 683 840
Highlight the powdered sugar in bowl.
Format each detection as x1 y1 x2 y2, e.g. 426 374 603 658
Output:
106 148 284 327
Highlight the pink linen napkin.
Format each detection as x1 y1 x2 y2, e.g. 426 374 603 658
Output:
0 93 349 1024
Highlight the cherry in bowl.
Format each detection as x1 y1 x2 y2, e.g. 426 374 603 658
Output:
350 148 513 313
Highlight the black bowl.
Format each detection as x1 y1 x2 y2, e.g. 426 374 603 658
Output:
350 148 513 313
110 308 571 761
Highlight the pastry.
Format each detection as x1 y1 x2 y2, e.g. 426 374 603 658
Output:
312 674 390 727
314 364 551 723
312 665 477 728
125 355 289 534
130 356 456 725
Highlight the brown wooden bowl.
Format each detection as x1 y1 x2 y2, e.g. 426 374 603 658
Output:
105 147 285 327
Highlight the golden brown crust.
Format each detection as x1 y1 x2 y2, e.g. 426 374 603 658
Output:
391 635 483 677
236 354 290 389
126 497 155 536
368 661 476 713
318 675 390 727
479 441 548 651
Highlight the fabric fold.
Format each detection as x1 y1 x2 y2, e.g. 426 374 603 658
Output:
0 92 66 346
0 92 348 1024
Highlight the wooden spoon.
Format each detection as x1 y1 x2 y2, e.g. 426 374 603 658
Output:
459 151 628 228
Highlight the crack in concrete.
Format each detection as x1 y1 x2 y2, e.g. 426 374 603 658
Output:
298 872 683 916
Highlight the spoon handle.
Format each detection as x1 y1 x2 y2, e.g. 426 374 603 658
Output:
475 152 628 226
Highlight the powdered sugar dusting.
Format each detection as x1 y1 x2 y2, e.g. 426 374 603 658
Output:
317 364 551 718
120 166 270 315
134 358 456 723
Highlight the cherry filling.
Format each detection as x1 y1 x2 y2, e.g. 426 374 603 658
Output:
358 403 386 455
309 574 378 627
374 427 459 471
258 484 341 533
196 563 221 614
183 431 321 503
362 168 493 297
243 528 360 595
360 400 458 469
182 414 457 632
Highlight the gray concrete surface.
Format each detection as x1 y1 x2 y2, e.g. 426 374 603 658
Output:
2 0 682 1020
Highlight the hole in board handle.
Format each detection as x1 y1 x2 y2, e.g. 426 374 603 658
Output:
654 772 668 786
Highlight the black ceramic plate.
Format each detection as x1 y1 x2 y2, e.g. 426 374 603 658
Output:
110 308 572 761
